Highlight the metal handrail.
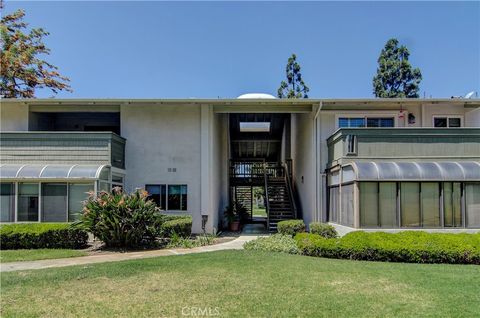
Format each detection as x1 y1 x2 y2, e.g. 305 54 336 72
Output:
283 161 298 219
263 162 270 230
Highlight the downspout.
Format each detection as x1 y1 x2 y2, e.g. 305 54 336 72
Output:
313 101 323 222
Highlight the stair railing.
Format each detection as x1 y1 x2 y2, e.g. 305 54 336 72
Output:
263 162 270 230
283 161 298 219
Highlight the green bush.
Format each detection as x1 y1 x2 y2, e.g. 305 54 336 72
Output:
0 223 88 250
161 216 192 238
309 222 338 238
75 188 162 248
295 231 480 265
277 220 305 236
244 234 300 254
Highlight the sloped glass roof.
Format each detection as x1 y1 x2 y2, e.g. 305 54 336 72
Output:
345 161 480 181
0 164 109 180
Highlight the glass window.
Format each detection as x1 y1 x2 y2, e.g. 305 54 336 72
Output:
42 183 67 222
145 184 166 210
340 184 354 227
339 117 365 128
401 182 420 227
434 116 462 128
360 182 378 227
379 182 397 227
18 183 39 222
328 186 339 223
434 117 447 127
98 181 110 193
448 118 461 127
367 118 395 127
466 183 480 228
0 183 15 222
421 183 440 227
168 185 187 211
69 184 93 221
443 182 462 227
99 166 111 181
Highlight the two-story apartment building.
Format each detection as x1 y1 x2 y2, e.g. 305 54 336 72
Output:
1 97 479 233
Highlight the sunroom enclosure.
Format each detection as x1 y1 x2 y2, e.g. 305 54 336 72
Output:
0 164 118 222
328 162 480 229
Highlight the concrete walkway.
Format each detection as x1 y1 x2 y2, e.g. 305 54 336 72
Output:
1 235 259 273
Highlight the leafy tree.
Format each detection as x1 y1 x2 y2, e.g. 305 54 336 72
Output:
277 54 309 98
373 38 422 98
0 5 71 98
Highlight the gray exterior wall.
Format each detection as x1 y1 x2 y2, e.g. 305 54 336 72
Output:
0 132 125 168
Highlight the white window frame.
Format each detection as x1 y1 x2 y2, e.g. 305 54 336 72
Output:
335 113 399 129
432 115 463 128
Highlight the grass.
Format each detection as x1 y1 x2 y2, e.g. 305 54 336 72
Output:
253 206 267 217
0 249 87 263
1 250 479 317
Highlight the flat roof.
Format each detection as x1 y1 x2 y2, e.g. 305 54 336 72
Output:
2 98 479 111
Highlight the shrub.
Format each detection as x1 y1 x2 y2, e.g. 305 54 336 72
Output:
295 231 480 265
0 223 88 250
75 188 162 248
167 233 215 248
309 222 338 238
244 234 300 254
161 216 192 238
277 220 305 236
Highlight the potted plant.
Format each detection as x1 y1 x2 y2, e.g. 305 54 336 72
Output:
224 201 247 231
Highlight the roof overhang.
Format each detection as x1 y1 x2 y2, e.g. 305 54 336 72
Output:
0 164 110 181
340 161 480 182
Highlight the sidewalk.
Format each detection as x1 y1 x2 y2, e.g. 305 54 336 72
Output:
1 235 259 273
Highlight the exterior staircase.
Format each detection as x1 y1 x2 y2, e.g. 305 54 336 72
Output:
266 173 296 233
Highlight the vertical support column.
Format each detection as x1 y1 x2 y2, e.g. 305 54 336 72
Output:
200 104 212 232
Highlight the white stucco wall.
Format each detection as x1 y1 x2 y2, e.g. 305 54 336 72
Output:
422 104 468 127
0 102 29 131
291 112 316 227
209 113 228 233
120 104 204 232
465 107 480 127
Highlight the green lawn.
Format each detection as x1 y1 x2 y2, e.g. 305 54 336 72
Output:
1 251 479 318
253 206 267 217
0 249 87 263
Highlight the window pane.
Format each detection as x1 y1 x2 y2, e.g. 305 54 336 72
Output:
181 185 188 210
69 184 93 221
338 118 349 128
444 182 462 227
99 181 110 193
466 183 480 228
349 118 365 127
168 185 182 210
366 118 380 127
0 183 15 222
328 187 339 223
448 118 461 127
401 182 420 227
18 183 39 222
42 183 67 222
434 117 447 127
379 118 394 127
421 183 440 227
379 182 397 227
341 184 354 227
146 185 166 210
360 182 378 227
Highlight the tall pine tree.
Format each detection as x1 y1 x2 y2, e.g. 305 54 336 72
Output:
373 38 422 98
277 54 309 98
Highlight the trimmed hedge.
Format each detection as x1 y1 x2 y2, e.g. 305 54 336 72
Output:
295 231 480 264
244 234 300 254
0 223 88 250
277 220 305 236
161 216 192 238
309 222 338 238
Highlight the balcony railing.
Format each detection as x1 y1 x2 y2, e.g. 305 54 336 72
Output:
327 128 480 167
0 132 126 169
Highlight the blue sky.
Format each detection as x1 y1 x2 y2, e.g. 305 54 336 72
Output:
5 1 480 98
